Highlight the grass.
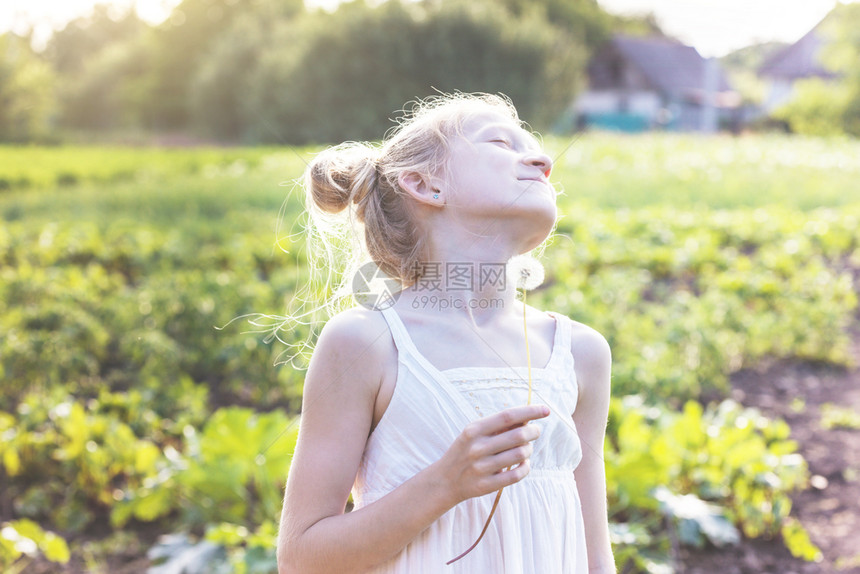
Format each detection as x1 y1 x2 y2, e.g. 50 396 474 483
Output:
545 132 860 209
5 133 860 223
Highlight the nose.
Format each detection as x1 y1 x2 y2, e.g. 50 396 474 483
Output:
523 152 553 178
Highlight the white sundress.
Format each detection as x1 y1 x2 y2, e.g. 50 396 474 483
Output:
350 306 589 573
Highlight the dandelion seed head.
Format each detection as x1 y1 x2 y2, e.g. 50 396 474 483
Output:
507 254 544 291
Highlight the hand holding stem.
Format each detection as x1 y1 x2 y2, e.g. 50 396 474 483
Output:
448 258 543 564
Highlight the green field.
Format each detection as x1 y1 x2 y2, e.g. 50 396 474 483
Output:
2 133 857 572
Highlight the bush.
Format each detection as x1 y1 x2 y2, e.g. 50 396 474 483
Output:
245 0 586 144
772 78 854 137
0 34 56 142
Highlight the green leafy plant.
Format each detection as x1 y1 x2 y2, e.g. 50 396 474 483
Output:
115 406 298 528
605 398 818 570
820 403 860 430
0 519 70 573
1 391 170 533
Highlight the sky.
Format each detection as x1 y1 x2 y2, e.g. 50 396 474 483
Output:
597 0 843 57
0 0 850 57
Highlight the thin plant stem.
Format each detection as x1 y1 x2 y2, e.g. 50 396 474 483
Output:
524 289 532 405
447 290 532 565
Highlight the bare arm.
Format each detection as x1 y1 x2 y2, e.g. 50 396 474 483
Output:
277 309 550 574
571 325 616 574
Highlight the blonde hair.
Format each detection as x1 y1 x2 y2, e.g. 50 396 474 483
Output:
257 93 532 366
308 92 520 280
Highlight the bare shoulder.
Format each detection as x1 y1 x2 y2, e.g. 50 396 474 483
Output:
317 306 393 354
568 319 611 370
307 306 396 398
565 317 611 401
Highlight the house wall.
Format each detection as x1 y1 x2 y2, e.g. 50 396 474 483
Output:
574 35 740 132
575 92 738 132
574 89 665 132
575 90 662 116
673 102 703 131
762 79 798 112
668 99 743 132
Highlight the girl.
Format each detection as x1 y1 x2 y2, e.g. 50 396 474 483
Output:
277 93 615 573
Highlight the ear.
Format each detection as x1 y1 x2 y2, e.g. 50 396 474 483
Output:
398 171 444 207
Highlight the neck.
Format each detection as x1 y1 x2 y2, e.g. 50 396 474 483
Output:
393 217 546 325
397 253 524 327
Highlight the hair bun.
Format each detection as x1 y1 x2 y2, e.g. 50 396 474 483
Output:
306 143 379 216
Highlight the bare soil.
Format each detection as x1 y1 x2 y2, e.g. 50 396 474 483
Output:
682 351 860 573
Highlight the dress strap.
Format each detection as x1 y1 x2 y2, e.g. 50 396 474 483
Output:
545 311 574 375
378 306 415 356
547 312 571 353
378 306 478 427
378 305 453 376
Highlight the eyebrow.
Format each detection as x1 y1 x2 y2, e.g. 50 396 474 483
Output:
475 123 542 150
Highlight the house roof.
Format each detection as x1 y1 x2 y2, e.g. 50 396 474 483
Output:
758 23 836 80
612 35 733 95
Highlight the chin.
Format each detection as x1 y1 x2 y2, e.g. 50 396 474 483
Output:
520 209 557 252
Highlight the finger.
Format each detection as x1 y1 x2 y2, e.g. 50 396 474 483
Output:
468 423 540 466
486 459 531 491
485 442 533 474
479 405 550 436
487 425 540 459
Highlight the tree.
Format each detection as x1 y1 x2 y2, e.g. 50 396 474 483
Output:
45 4 145 76
491 0 612 49
34 0 604 141
143 0 304 130
189 14 273 142
820 2 860 136
772 78 853 137
0 33 56 142
245 0 588 144
45 4 151 132
59 35 153 131
773 3 860 137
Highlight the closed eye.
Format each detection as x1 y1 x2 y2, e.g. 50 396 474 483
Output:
489 138 512 147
